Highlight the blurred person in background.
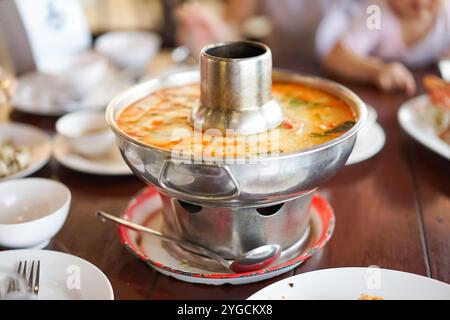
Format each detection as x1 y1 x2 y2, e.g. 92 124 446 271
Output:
174 0 351 72
319 0 450 95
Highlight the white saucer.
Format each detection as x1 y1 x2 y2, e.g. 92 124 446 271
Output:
52 134 132 175
346 122 386 165
0 250 114 300
346 104 385 165
12 67 133 116
119 187 335 285
248 267 450 300
0 123 51 182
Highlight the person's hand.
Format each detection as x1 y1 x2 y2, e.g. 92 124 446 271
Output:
374 62 416 96
174 3 238 56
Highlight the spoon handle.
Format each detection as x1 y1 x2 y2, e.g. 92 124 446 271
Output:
95 211 230 270
97 210 168 238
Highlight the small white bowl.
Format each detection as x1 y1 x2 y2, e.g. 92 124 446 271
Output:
39 51 109 96
0 178 71 249
95 31 161 74
56 110 115 158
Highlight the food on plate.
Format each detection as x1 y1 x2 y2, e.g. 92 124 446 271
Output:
358 294 384 300
0 141 31 178
117 82 357 158
423 75 450 144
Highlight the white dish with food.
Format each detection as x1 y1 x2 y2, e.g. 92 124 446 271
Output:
56 110 115 158
399 95 450 160
248 267 450 300
0 122 51 181
52 134 132 176
0 178 71 249
0 250 113 300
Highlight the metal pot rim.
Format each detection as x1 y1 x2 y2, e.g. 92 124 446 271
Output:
201 41 271 62
106 68 367 162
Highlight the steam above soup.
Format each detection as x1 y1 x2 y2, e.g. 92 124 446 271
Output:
116 82 356 158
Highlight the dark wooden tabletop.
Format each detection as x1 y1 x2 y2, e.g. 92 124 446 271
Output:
7 53 450 300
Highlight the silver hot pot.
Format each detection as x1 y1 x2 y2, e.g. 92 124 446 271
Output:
107 42 366 259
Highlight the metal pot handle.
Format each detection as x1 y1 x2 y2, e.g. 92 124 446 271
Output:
158 160 241 201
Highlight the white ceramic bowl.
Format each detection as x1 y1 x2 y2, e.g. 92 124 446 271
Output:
39 51 109 96
0 178 71 249
95 31 161 73
56 110 115 158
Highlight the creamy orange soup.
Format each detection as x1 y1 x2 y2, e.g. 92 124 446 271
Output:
117 83 356 158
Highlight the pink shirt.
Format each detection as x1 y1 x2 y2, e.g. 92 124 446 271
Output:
317 0 450 67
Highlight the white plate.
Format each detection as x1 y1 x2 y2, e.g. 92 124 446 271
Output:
439 59 450 82
0 123 51 181
248 267 450 300
346 122 385 165
12 67 133 116
398 95 450 160
52 134 132 175
0 250 113 300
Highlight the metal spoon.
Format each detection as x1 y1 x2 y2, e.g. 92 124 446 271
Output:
96 211 281 273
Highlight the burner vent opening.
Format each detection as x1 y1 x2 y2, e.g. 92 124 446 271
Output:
178 200 202 214
256 203 284 216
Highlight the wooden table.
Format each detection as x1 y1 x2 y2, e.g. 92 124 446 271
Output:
7 56 450 300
